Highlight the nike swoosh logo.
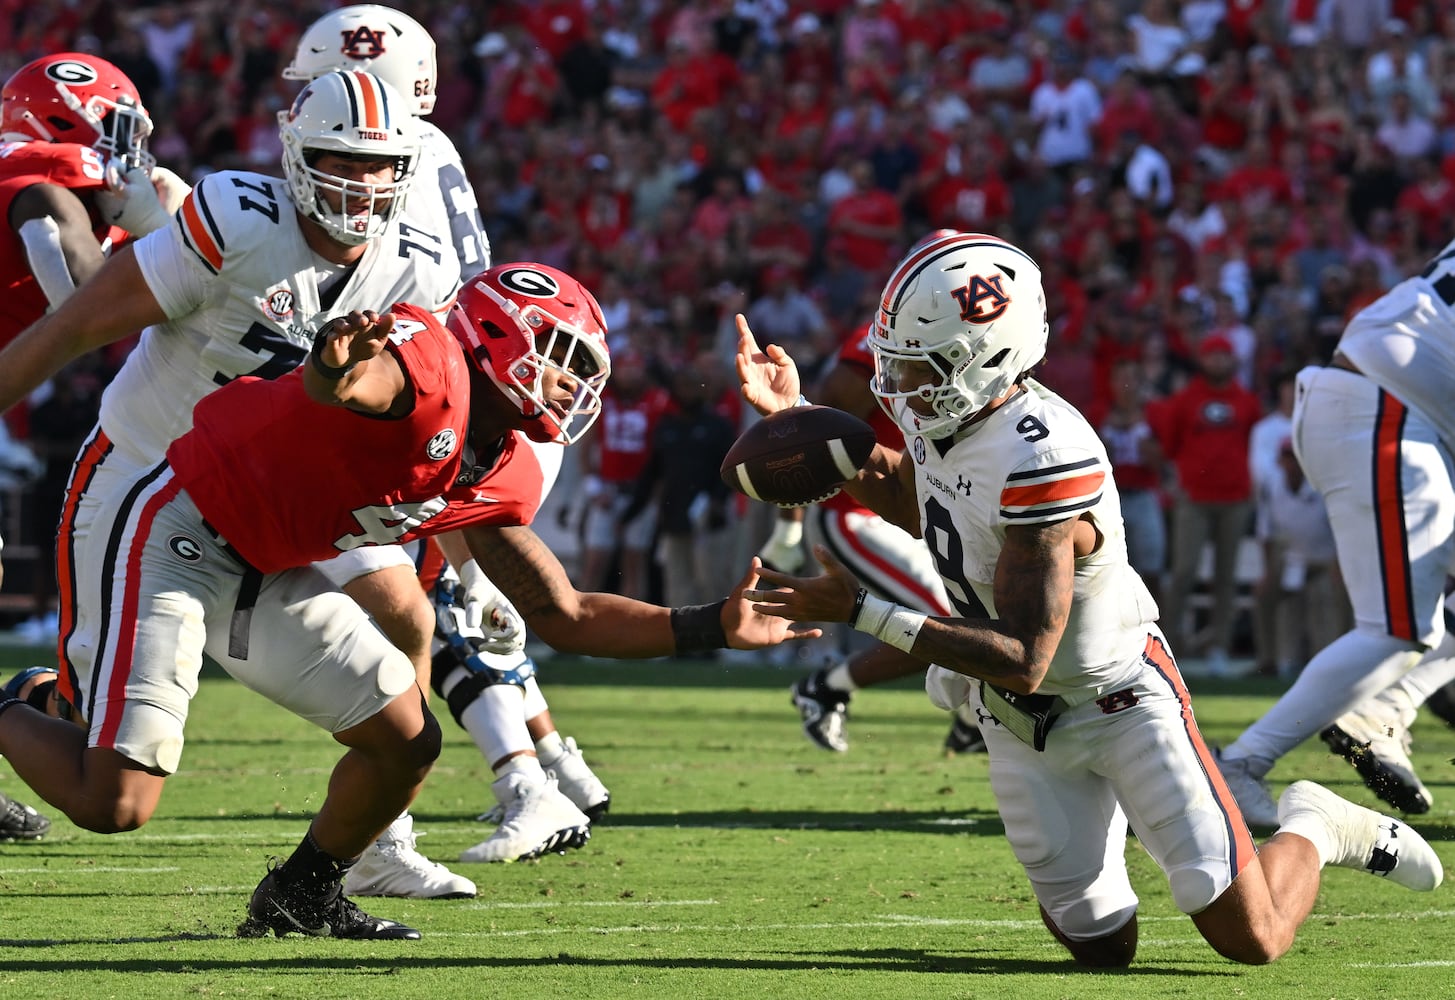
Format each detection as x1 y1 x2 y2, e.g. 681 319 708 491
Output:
309 45 329 53
270 900 330 936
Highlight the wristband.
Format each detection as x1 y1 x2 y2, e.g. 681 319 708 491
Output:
0 696 26 722
851 592 927 654
310 330 357 380
670 599 729 655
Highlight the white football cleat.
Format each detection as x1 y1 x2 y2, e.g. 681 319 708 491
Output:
342 814 477 899
543 736 611 821
1278 780 1443 892
460 773 591 863
1321 694 1432 814
1214 749 1280 828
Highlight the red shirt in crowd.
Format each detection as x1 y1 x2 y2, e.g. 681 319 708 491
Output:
1154 375 1261 504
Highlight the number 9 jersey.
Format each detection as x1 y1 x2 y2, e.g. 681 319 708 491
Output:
910 377 1160 698
99 168 461 464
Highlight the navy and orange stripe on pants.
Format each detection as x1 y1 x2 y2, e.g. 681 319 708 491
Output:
1143 634 1257 878
1372 392 1416 641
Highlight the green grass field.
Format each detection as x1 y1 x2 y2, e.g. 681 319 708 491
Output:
0 645 1451 1000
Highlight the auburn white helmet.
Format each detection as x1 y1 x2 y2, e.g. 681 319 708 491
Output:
284 4 438 116
448 263 611 446
1 53 153 168
278 70 419 246
868 232 1048 440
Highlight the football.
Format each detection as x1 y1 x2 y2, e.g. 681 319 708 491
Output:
721 405 877 507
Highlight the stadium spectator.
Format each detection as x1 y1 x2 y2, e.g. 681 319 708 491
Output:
1155 334 1262 676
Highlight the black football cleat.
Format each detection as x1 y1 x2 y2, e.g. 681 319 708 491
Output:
237 866 421 940
0 790 50 841
791 669 850 752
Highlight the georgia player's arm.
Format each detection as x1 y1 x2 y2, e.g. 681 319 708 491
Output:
9 182 109 309
0 245 166 415
303 309 408 415
461 521 818 656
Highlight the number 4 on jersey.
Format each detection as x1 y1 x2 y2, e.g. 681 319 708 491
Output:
334 497 447 550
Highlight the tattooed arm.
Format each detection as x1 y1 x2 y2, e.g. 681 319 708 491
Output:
749 514 1090 693
461 522 819 656
907 517 1083 694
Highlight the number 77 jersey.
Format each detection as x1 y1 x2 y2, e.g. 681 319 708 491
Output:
99 168 461 463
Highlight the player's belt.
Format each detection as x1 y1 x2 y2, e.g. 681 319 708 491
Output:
200 518 263 660
979 682 1065 751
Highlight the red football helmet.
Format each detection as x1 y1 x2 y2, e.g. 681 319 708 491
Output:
1 53 153 167
449 263 611 445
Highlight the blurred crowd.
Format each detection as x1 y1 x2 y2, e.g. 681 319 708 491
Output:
2 0 1451 669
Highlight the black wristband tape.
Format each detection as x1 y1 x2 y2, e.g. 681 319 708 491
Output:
0 696 26 722
848 588 868 628
670 599 729 655
310 329 357 380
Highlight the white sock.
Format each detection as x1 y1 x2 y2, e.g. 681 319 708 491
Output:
458 684 533 768
825 662 858 692
495 753 547 783
535 729 566 766
1276 813 1337 868
1224 631 1421 764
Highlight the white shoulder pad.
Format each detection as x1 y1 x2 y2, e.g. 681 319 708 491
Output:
176 170 295 278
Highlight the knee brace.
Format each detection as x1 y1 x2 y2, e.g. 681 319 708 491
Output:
430 647 537 729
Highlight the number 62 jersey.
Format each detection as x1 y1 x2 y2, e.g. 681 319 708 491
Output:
99 168 461 463
910 378 1161 698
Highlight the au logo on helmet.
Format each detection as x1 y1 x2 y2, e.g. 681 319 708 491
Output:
951 274 1011 323
340 26 387 60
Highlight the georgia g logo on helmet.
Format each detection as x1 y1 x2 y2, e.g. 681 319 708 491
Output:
498 267 562 299
44 60 99 85
950 274 1011 324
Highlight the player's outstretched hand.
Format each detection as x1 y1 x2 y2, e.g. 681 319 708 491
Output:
743 544 861 625
735 314 802 416
724 557 824 648
317 309 395 371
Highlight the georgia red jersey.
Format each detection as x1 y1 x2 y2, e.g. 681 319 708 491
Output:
595 384 671 483
0 141 126 348
168 303 557 574
824 324 902 515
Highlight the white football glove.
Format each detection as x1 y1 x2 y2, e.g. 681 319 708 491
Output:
96 161 191 237
757 517 805 574
459 559 526 655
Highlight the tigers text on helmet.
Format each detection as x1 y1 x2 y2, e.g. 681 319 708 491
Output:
1 53 154 169
868 232 1048 440
448 263 611 446
278 70 420 247
284 4 438 117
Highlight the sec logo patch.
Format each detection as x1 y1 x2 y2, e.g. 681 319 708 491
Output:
426 428 457 461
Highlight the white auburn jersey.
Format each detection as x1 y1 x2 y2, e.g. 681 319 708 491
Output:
416 119 490 274
1338 236 1455 446
908 378 1160 697
101 168 461 462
